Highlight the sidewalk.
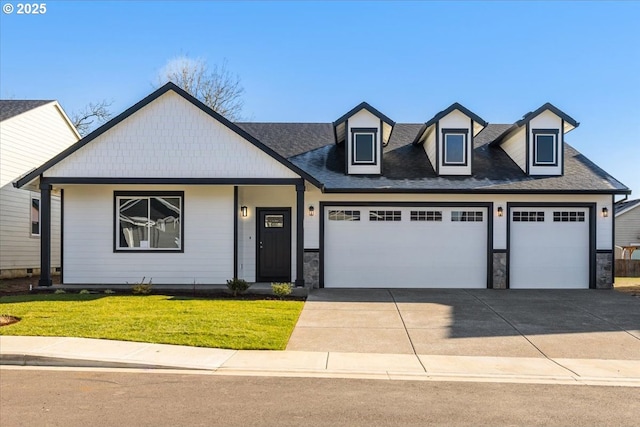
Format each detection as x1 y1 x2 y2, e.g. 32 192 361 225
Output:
2 336 639 387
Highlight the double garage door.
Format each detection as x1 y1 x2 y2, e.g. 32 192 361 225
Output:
323 204 591 289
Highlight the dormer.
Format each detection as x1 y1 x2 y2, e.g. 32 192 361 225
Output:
412 103 487 176
334 102 395 175
491 103 579 176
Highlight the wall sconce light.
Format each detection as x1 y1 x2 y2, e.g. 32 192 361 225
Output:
241 206 248 217
497 206 504 217
308 205 315 217
602 207 608 218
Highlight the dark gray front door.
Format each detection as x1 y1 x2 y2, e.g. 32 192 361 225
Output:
257 208 291 282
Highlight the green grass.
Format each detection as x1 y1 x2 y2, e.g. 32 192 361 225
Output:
0 294 304 350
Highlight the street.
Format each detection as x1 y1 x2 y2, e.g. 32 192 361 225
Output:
1 367 639 426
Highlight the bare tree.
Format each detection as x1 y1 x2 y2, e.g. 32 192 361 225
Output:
158 56 244 120
71 100 113 136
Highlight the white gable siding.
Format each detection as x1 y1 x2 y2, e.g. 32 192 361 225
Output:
438 109 472 176
45 92 298 179
0 103 78 274
422 126 437 171
346 109 382 175
529 110 563 176
61 185 234 284
500 128 526 172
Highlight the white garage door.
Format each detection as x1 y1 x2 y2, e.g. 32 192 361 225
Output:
323 206 488 288
510 207 590 289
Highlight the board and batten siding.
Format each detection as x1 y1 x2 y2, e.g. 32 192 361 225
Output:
62 185 234 284
0 102 79 274
616 205 640 258
44 91 298 180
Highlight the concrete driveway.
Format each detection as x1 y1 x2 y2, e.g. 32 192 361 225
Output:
287 289 640 359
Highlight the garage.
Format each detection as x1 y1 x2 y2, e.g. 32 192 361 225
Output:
322 205 489 288
509 206 592 289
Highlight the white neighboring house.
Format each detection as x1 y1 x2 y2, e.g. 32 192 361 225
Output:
15 84 630 289
615 199 640 260
0 100 80 279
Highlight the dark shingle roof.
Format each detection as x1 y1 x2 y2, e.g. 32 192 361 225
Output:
236 122 335 158
615 199 640 215
0 100 52 122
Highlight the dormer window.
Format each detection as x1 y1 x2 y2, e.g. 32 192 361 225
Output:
352 128 377 165
533 129 558 166
443 129 468 166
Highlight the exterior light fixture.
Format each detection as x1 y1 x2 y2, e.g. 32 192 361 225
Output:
497 206 504 217
602 207 608 218
241 206 248 217
308 205 315 216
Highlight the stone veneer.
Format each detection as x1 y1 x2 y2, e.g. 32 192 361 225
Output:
492 252 507 289
596 252 613 289
303 250 320 288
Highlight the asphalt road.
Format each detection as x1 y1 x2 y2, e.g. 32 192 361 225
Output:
2 368 639 426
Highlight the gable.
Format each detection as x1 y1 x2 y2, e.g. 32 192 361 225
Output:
44 91 299 180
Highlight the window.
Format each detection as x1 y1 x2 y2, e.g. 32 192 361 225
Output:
410 210 442 221
328 210 361 221
265 215 284 228
513 211 545 222
553 211 585 222
369 210 401 221
451 211 483 222
352 130 377 164
442 129 468 166
116 192 183 251
532 129 559 166
30 197 40 236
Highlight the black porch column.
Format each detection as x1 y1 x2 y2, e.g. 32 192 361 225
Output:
294 182 305 287
38 183 52 287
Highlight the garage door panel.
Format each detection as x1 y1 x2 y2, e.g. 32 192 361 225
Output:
510 207 589 289
324 206 488 288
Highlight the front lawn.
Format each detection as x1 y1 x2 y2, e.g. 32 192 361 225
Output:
614 277 640 296
0 294 304 350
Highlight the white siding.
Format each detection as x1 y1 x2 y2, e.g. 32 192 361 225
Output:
45 91 298 179
346 109 382 175
237 186 297 282
437 109 473 176
62 185 234 284
500 128 526 172
529 110 563 176
0 102 78 272
422 125 437 170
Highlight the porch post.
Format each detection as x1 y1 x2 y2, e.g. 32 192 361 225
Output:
38 182 52 287
294 182 305 287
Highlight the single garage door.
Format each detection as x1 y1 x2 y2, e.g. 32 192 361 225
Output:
509 207 590 289
323 206 488 288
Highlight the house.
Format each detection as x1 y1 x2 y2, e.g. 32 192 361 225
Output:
15 83 630 289
615 199 640 260
0 100 80 279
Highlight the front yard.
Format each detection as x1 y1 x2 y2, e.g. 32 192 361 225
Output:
614 277 640 296
0 294 304 350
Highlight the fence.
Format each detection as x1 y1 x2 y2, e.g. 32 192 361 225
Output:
616 259 640 277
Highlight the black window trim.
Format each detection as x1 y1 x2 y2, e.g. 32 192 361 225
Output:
351 127 378 165
30 195 41 237
113 190 185 253
532 128 559 167
441 128 469 166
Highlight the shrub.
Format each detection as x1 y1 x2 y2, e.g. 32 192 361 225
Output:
54 289 66 294
271 282 293 299
226 278 250 297
104 289 116 294
131 277 153 295
79 289 90 294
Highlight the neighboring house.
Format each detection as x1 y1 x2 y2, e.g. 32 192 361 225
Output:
0 100 80 279
15 83 630 289
615 199 640 260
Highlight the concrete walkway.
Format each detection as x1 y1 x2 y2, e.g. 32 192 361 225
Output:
2 336 640 387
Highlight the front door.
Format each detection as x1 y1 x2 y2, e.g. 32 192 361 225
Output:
256 208 291 282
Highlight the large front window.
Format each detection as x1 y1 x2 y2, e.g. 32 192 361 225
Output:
115 192 183 251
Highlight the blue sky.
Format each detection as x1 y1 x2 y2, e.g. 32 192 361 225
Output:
1 1 638 196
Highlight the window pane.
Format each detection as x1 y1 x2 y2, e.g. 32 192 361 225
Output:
354 133 374 163
149 197 181 248
31 198 40 235
445 134 465 164
265 215 284 228
536 135 555 163
119 198 149 248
